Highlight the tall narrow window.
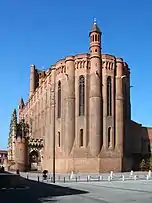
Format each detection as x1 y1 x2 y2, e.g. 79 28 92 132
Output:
79 75 85 116
58 132 60 147
80 129 83 147
107 76 112 116
98 34 100 41
123 82 127 119
95 35 97 41
114 132 116 148
107 127 111 148
57 81 61 118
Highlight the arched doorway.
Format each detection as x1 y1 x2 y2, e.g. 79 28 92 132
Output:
29 150 39 171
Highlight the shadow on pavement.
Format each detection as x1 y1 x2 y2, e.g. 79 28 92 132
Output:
0 175 88 203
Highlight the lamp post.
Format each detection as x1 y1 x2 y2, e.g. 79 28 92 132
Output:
50 83 56 183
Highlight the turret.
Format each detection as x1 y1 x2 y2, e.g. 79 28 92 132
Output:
115 58 124 154
15 120 28 172
89 19 102 156
19 98 24 110
89 18 101 58
18 98 24 121
15 136 27 172
64 56 75 155
29 64 36 97
49 66 56 165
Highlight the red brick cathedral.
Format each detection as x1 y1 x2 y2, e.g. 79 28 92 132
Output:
8 20 152 172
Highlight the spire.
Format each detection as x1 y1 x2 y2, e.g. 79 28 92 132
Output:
90 18 101 35
19 97 24 109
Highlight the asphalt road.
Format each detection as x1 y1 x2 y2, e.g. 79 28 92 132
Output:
1 173 152 202
54 180 152 203
0 176 88 203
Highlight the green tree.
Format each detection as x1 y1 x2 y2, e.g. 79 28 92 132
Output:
149 157 152 170
12 109 17 133
8 108 17 138
140 159 146 171
12 109 17 123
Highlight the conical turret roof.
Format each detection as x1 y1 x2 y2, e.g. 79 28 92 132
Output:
90 19 101 34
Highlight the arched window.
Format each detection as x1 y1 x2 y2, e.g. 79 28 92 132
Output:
80 129 83 147
98 34 100 41
91 35 93 42
57 81 61 118
95 35 97 41
79 75 85 116
107 76 112 116
93 35 94 41
107 127 111 148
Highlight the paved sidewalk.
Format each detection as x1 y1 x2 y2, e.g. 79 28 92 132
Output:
49 180 152 203
3 172 152 202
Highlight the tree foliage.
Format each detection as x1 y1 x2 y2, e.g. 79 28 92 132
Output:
140 157 152 171
12 109 17 123
140 159 146 171
149 157 152 170
8 108 30 140
8 108 17 136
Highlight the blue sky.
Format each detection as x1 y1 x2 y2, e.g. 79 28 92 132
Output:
0 0 152 149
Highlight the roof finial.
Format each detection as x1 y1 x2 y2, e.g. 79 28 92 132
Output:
94 18 97 25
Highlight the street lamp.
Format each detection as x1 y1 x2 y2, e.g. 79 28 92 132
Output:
121 75 126 79
29 110 34 137
50 83 56 183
